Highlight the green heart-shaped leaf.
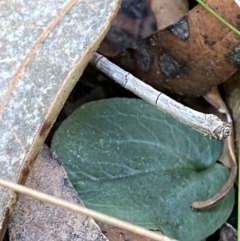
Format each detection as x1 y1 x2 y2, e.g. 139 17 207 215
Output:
52 98 234 241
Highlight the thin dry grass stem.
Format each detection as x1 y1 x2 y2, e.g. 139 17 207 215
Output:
91 53 231 140
0 178 178 241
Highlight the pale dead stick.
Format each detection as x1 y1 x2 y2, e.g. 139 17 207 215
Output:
0 179 178 241
91 53 231 141
91 53 235 208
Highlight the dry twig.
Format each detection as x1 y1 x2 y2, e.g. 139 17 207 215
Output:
91 53 231 140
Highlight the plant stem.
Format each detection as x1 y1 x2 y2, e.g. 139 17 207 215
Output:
195 0 240 36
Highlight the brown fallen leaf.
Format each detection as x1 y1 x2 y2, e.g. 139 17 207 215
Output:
8 145 108 241
106 0 240 97
150 0 189 30
204 87 229 116
0 0 120 239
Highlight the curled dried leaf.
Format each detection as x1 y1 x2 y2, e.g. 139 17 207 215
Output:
103 0 240 97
